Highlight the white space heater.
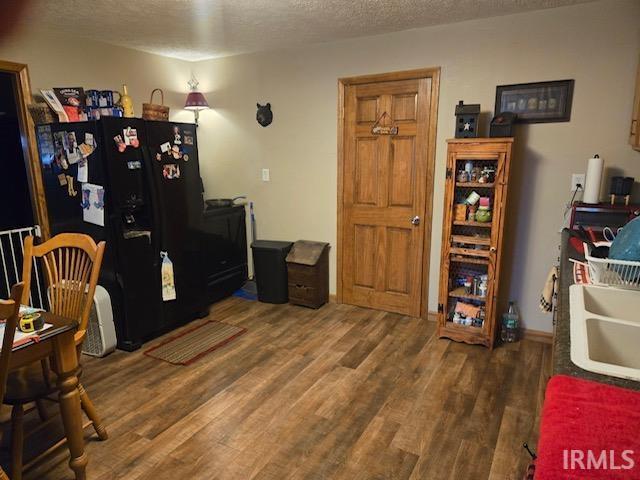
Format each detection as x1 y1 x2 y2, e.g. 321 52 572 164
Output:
82 285 117 357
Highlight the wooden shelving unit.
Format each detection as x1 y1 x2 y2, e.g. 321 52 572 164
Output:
437 138 514 349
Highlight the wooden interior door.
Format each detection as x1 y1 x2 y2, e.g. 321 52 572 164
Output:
340 75 435 317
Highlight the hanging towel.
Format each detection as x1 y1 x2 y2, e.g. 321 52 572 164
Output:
539 266 558 312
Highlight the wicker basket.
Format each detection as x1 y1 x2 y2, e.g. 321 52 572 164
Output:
142 89 170 121
27 103 56 124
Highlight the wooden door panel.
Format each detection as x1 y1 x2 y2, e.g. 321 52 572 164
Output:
353 224 376 288
354 137 379 206
357 97 379 123
391 93 417 122
341 75 433 317
385 227 413 294
388 136 415 207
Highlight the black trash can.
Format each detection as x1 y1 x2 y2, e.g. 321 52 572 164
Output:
251 240 293 303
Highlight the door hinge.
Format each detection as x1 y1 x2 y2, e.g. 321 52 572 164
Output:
437 303 444 313
446 168 453 179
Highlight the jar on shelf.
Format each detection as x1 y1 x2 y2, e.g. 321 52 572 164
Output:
467 204 477 221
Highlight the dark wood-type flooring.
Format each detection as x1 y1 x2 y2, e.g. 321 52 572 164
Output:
15 297 550 479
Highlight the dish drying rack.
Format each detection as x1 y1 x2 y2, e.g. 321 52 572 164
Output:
584 242 640 290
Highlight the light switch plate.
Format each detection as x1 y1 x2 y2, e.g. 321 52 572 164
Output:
262 168 270 182
571 173 585 191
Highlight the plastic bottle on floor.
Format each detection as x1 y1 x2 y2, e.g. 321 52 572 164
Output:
501 301 520 343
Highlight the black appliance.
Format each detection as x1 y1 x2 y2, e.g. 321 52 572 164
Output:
36 117 207 351
201 205 248 303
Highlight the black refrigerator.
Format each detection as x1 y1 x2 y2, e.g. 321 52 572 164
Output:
36 117 207 351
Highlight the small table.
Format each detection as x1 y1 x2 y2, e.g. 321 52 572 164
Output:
3 312 87 480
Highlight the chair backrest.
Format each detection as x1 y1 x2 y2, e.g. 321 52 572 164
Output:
0 282 24 402
21 233 105 345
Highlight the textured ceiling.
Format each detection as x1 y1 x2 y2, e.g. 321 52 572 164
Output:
19 0 593 61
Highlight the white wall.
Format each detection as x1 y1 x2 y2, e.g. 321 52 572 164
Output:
192 0 640 332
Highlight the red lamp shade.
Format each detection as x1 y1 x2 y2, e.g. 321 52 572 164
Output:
184 91 209 110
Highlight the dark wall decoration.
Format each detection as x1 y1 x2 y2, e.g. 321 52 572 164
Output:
256 103 273 127
495 80 574 123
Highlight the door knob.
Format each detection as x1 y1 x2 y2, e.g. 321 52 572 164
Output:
411 216 420 226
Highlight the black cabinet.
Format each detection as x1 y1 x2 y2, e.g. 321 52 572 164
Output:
200 205 248 303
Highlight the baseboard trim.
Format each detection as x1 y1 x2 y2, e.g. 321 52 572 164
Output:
522 328 553 344
428 310 551 343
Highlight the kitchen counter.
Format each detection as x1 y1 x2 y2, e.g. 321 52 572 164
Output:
553 229 640 390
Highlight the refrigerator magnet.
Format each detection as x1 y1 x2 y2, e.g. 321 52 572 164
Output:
78 142 94 158
84 132 95 147
155 153 162 161
183 135 193 146
183 154 189 162
77 159 88 183
171 145 181 159
113 134 126 153
66 175 77 197
162 164 180 179
160 142 171 153
57 173 67 186
173 126 181 145
81 187 90 209
160 251 177 301
60 154 69 170
81 183 104 226
123 127 139 148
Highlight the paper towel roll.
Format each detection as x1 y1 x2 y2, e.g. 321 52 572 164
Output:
583 154 603 204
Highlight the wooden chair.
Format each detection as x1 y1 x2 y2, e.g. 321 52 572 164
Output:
4 233 106 479
0 283 25 480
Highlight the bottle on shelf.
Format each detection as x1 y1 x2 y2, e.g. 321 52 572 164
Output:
120 84 135 118
500 301 520 343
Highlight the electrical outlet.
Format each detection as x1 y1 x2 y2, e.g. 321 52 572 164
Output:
571 173 585 191
262 168 270 182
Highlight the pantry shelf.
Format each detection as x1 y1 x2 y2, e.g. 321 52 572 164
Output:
448 287 487 302
444 321 483 332
453 221 492 228
450 255 490 265
438 138 514 349
455 182 495 188
451 235 491 246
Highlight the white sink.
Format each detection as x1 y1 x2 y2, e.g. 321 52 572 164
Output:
570 284 640 382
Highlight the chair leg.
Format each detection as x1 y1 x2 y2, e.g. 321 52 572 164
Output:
11 404 24 480
35 398 50 421
78 383 108 440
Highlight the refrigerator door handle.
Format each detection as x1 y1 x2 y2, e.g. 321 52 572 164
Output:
141 145 162 266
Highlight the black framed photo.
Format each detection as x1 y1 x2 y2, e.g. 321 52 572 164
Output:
495 80 574 123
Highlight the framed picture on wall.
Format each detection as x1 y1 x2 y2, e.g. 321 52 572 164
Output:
495 80 574 123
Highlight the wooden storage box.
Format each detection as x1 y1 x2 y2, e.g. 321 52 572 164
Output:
286 241 330 309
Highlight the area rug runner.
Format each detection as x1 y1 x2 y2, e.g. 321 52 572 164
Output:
144 320 246 365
